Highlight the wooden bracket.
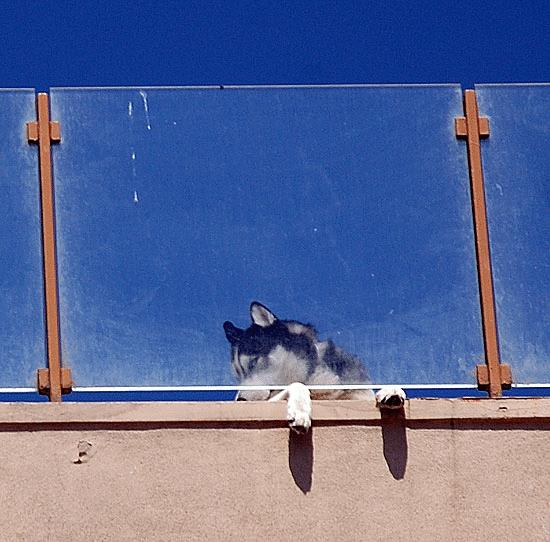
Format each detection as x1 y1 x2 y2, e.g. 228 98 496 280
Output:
27 120 61 143
476 364 512 392
456 89 511 398
27 93 71 401
454 116 490 139
37 368 73 396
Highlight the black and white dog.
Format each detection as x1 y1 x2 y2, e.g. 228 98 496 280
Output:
223 302 406 433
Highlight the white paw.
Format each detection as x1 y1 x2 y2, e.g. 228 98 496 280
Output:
375 386 406 409
271 382 312 433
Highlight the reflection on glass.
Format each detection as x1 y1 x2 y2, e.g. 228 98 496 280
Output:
50 85 483 388
0 90 46 388
477 84 550 384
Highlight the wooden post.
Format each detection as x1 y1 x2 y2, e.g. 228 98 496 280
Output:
27 93 72 401
455 90 512 397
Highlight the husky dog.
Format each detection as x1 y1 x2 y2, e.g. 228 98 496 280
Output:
223 302 406 432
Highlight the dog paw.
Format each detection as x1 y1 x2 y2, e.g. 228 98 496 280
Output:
287 410 311 434
285 383 312 434
375 386 406 409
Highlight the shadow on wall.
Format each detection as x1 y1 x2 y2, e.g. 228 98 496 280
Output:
288 430 314 494
381 409 408 480
287 409 408 494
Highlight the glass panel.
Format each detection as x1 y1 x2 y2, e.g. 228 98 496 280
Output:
0 89 46 389
50 85 483 388
476 84 550 385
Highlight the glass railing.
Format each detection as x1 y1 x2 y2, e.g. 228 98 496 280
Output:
6 83 550 400
0 90 46 395
49 85 483 397
476 84 550 388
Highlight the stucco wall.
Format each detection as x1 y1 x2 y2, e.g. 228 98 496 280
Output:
1 399 549 541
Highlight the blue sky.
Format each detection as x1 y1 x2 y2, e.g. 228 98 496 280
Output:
2 0 550 92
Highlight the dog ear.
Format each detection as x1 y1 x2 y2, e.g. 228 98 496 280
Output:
223 321 243 344
250 302 277 327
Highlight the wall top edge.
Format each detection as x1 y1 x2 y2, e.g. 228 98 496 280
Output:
0 398 549 426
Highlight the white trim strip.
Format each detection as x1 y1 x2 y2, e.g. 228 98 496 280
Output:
2 383 550 394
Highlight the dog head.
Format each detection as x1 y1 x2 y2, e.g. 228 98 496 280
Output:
223 302 318 387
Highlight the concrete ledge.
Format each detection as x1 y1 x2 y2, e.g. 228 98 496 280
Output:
0 397 549 426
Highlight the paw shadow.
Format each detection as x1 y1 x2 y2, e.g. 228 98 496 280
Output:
380 409 408 480
288 429 314 494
